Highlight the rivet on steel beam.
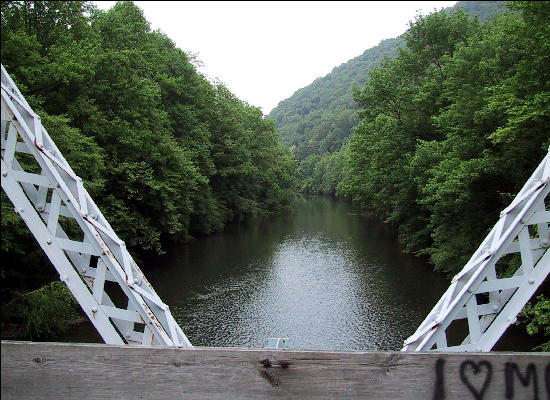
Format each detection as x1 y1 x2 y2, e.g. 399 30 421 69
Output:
492 304 499 311
2 171 7 177
37 203 44 211
91 306 98 313
528 278 535 284
46 238 52 244
124 331 131 338
134 278 141 286
81 267 87 274
541 238 550 248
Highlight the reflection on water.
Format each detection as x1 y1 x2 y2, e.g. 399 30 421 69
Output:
144 196 449 350
53 197 536 350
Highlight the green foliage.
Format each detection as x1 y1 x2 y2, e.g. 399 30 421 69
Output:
517 295 550 351
268 37 402 192
341 3 549 274
1 0 297 339
1 281 81 340
268 1 506 195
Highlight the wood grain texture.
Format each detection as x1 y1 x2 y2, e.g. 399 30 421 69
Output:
1 341 549 399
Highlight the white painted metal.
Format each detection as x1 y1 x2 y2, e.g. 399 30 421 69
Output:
264 338 290 349
403 149 550 352
1 64 192 347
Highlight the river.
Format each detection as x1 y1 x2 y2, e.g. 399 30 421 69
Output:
60 196 532 351
144 196 449 351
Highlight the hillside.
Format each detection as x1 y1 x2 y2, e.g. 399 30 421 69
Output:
269 36 402 160
267 1 507 174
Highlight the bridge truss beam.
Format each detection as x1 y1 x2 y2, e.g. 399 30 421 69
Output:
403 150 550 352
1 64 192 347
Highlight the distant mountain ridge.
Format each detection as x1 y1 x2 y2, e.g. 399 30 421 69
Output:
268 1 507 162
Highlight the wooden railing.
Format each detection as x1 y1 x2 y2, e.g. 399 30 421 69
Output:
1 341 548 399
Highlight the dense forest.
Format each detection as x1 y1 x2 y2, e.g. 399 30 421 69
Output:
270 1 550 349
0 1 297 338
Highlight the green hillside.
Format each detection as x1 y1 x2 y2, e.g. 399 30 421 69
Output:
268 1 507 193
269 37 403 159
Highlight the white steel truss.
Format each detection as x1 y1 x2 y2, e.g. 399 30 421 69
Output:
403 149 550 352
1 64 192 347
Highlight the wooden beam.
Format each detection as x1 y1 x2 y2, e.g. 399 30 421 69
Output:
1 341 549 399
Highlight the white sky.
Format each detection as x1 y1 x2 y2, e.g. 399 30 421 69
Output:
94 1 457 114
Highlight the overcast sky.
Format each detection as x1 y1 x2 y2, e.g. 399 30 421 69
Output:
94 1 457 114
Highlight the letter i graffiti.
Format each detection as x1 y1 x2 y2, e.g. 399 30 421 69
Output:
433 358 446 400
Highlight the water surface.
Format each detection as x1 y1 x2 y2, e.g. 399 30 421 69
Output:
145 197 449 351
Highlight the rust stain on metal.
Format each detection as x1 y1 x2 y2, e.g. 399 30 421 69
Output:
143 303 163 330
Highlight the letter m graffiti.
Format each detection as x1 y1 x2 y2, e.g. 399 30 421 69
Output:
505 362 539 400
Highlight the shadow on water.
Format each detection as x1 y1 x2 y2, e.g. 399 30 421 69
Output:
54 196 536 351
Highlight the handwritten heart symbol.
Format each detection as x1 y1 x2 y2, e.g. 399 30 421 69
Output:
460 360 492 400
